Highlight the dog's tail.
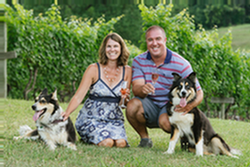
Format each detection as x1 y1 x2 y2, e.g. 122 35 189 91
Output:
216 134 242 156
211 134 242 158
214 134 231 151
230 148 242 156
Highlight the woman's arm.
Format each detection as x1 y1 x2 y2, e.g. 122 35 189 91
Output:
62 64 98 121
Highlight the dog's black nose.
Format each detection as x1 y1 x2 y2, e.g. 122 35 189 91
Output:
32 105 36 110
181 91 186 97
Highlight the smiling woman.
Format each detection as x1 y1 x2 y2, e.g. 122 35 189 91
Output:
61 32 132 148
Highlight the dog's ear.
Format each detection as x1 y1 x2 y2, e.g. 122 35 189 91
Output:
172 73 182 82
187 72 196 83
51 88 58 101
41 88 48 95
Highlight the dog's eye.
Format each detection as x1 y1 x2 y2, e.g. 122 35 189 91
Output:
178 85 182 89
35 99 38 102
186 85 190 89
40 100 46 103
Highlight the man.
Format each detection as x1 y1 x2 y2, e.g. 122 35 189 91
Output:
126 25 203 147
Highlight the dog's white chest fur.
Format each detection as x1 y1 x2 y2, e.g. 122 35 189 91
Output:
165 106 197 155
170 98 194 137
38 121 68 146
169 111 194 136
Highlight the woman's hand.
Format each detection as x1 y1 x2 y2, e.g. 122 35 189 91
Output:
121 88 130 99
120 88 130 107
61 112 70 121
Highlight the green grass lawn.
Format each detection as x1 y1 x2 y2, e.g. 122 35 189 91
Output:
3 98 250 167
216 24 250 51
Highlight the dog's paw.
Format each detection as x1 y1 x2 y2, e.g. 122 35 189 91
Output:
13 136 21 140
67 143 77 150
71 145 77 151
47 143 57 151
195 153 203 157
48 146 56 151
163 149 174 154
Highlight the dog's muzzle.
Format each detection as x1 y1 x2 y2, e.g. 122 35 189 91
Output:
32 104 36 111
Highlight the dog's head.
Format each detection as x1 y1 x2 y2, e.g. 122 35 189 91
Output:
169 72 197 107
32 88 59 122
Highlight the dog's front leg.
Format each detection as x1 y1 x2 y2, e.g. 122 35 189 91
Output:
14 127 39 141
195 136 204 156
40 133 57 150
164 126 180 154
46 140 57 150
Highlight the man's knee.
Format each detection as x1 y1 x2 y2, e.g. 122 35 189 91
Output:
158 113 171 133
126 98 146 124
126 98 142 116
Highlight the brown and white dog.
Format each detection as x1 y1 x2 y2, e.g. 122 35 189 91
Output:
14 88 77 150
164 72 241 158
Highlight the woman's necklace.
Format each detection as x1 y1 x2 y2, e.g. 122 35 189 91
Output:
103 66 120 82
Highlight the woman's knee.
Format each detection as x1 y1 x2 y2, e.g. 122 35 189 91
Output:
98 138 114 147
115 139 127 148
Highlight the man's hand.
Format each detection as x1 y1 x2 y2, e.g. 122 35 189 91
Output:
174 104 193 115
141 83 155 95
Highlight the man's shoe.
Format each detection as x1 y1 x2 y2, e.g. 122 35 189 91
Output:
138 138 153 148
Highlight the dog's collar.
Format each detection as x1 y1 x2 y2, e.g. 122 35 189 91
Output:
51 119 64 124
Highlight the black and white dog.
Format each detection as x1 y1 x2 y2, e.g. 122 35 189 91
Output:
14 88 77 150
164 72 241 158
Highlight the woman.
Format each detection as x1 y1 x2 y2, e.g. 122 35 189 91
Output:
62 33 131 148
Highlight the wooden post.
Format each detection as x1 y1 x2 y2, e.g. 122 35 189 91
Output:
211 97 234 119
0 1 16 98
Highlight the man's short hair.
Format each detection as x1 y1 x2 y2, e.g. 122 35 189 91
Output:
145 25 166 39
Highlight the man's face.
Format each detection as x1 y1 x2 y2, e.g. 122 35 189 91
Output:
146 28 167 58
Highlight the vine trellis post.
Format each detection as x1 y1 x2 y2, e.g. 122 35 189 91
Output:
0 0 16 98
211 97 234 119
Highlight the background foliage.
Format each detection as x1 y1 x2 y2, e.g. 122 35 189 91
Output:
6 0 250 47
5 3 250 119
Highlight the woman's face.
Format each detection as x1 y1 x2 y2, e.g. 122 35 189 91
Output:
105 38 121 61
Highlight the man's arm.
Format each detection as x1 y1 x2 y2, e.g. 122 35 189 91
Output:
132 79 155 98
